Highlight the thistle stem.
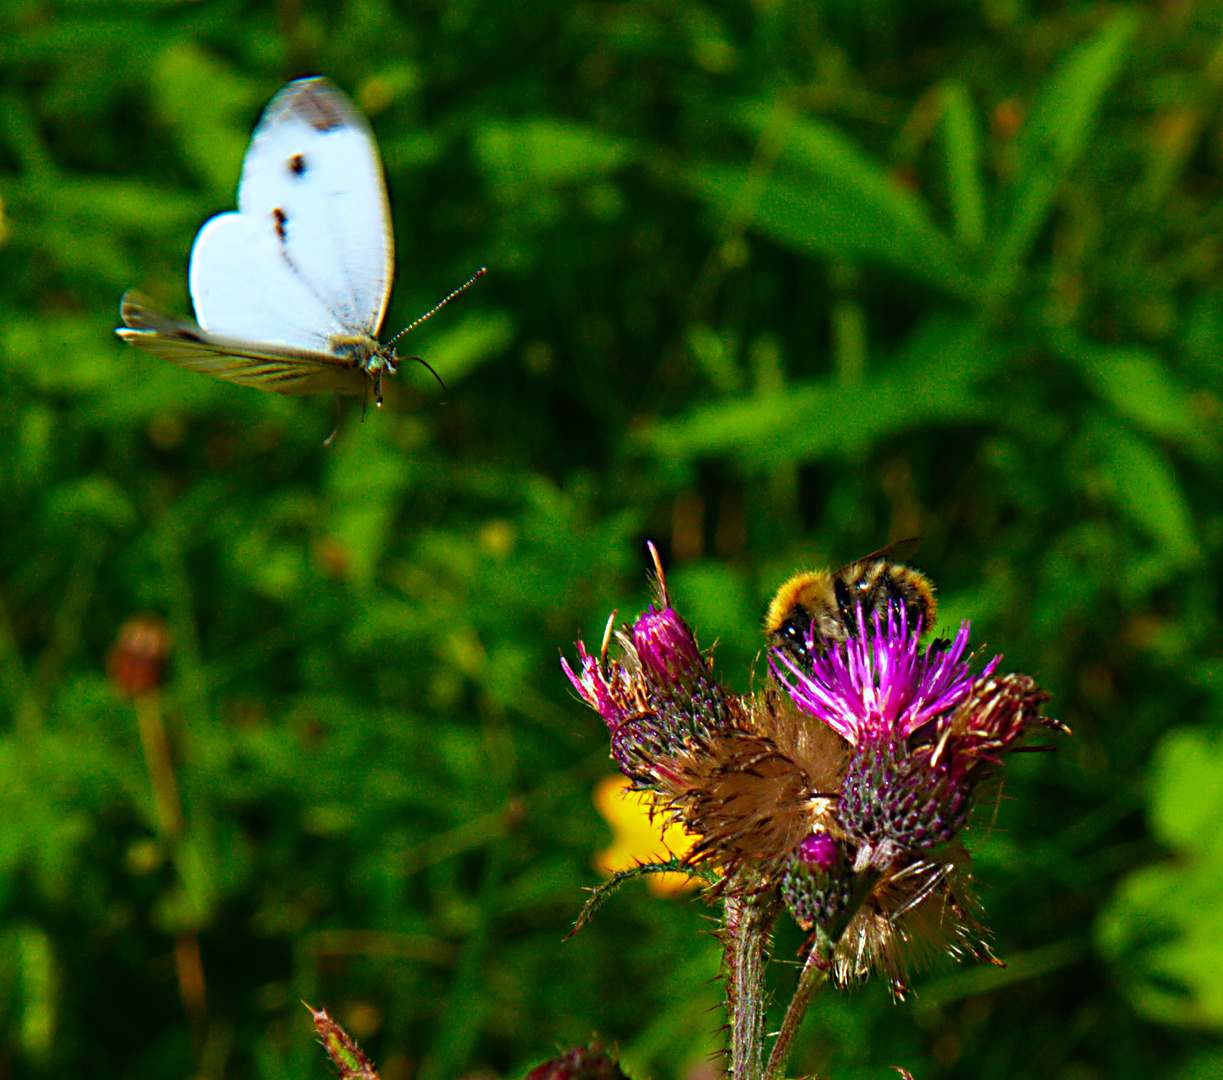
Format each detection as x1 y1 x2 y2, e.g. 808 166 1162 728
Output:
764 868 879 1080
723 893 775 1080
763 928 834 1080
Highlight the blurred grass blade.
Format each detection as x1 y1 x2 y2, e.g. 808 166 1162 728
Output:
475 119 635 195
152 44 259 196
987 10 1140 297
420 310 516 384
639 316 1002 465
938 81 985 249
18 925 57 1062
1084 418 1202 590
685 101 977 301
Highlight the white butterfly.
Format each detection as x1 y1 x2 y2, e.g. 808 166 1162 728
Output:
118 76 481 438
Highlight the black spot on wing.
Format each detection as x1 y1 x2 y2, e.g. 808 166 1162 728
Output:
288 153 307 177
273 207 288 243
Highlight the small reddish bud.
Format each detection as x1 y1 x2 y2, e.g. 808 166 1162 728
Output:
796 831 840 873
992 98 1024 141
523 1047 628 1080
781 831 853 931
107 614 170 698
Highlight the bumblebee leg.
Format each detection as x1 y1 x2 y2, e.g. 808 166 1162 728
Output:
834 578 854 626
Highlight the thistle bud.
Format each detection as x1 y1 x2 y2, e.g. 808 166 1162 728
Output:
781 832 854 931
562 545 739 788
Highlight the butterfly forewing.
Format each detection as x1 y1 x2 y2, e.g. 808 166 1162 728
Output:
212 77 393 341
118 291 367 397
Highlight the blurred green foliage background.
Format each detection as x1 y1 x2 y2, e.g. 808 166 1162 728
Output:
2 1 1223 1078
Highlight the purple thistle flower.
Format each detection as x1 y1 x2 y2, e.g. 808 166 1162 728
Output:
770 604 985 747
562 636 633 735
632 603 706 684
563 544 1064 999
771 602 1051 868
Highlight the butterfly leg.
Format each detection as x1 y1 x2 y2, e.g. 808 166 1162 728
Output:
323 392 341 446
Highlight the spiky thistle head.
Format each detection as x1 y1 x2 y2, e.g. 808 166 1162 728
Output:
562 543 744 788
563 545 844 892
563 544 1066 999
766 596 1065 995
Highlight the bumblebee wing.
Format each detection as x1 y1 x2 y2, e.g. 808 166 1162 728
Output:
835 537 922 575
117 291 365 398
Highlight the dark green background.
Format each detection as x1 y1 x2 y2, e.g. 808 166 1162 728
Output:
2 2 1222 1078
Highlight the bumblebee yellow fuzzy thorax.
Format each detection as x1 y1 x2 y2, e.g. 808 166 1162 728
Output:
765 553 937 664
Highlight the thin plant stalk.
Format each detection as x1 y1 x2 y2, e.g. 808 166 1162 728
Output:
134 690 206 1027
764 929 835 1080
723 893 776 1080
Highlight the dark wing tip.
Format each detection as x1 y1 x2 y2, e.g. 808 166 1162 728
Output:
119 290 157 330
269 76 362 134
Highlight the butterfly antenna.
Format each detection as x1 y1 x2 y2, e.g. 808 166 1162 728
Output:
402 356 448 403
385 267 488 347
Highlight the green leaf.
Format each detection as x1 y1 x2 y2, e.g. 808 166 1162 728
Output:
1056 334 1219 464
1098 728 1223 1029
474 119 635 195
685 323 743 396
689 147 973 299
45 476 136 530
326 428 417 590
1149 729 1223 860
1081 418 1202 587
688 100 978 301
988 10 1141 296
419 309 515 384
151 44 260 196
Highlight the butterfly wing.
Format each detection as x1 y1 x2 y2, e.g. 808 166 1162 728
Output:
189 77 394 350
117 291 368 397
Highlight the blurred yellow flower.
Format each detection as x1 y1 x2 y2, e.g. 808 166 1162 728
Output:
593 775 701 894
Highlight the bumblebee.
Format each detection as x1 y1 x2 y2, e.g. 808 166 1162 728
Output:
765 541 937 666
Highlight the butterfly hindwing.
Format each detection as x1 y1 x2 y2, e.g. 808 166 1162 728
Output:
188 211 342 354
